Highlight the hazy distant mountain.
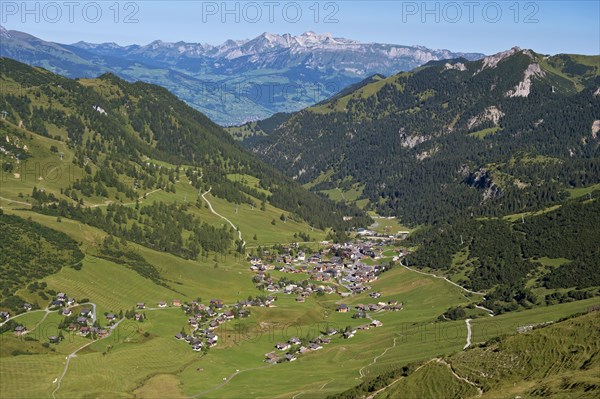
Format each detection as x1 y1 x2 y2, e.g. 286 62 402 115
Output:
69 31 483 75
0 27 484 125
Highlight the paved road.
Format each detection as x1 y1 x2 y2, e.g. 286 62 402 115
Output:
1 300 96 328
0 308 46 327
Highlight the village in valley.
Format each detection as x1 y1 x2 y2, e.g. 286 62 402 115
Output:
247 238 405 363
1 233 408 367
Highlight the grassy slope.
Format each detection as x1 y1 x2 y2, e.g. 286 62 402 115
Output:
1 213 597 399
203 192 327 246
0 117 325 247
468 127 502 139
1 75 598 398
378 361 479 399
378 311 600 399
3 193 595 399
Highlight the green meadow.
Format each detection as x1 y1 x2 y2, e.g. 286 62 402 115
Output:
0 117 596 399
1 218 597 399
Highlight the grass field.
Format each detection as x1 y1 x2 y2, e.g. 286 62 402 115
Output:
3 60 598 399
378 311 600 399
0 248 472 399
42 257 187 315
0 120 87 205
320 185 363 203
368 213 415 235
226 174 272 197
501 204 562 222
468 127 501 139
1 240 597 399
308 74 403 115
0 120 323 253
1 198 598 399
378 361 479 399
202 192 327 246
1 120 598 398
567 183 600 198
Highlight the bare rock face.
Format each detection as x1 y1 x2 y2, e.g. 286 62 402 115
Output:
592 120 600 139
464 168 501 202
399 128 428 148
478 47 522 71
416 145 440 161
506 63 546 98
444 62 467 71
468 106 505 129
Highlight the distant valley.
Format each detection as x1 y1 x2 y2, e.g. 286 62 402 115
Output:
0 24 599 399
0 26 483 125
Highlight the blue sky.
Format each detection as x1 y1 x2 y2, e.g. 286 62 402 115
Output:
1 1 598 54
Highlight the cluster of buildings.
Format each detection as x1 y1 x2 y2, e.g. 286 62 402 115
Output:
171 298 253 352
265 335 331 363
246 241 409 366
249 241 398 299
49 292 76 308
344 300 404 315
264 318 386 364
355 228 410 241
62 307 108 337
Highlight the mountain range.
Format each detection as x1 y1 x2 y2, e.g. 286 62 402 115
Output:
237 48 600 224
0 26 483 125
1 30 600 399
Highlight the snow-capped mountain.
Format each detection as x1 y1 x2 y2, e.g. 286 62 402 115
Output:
70 31 483 76
1 27 484 124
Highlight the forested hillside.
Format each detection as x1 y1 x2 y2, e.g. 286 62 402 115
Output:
405 194 600 314
0 58 369 234
0 212 84 311
245 49 600 225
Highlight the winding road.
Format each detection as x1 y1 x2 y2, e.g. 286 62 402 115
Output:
0 196 32 207
201 188 245 247
1 187 162 210
435 358 483 397
189 363 274 398
0 302 96 328
364 358 440 399
1 300 101 399
0 308 45 327
475 305 495 316
400 261 486 296
463 319 473 350
52 316 123 399
366 357 483 399
88 188 162 208
359 337 397 378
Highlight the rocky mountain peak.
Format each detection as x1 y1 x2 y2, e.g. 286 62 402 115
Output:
0 25 11 39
